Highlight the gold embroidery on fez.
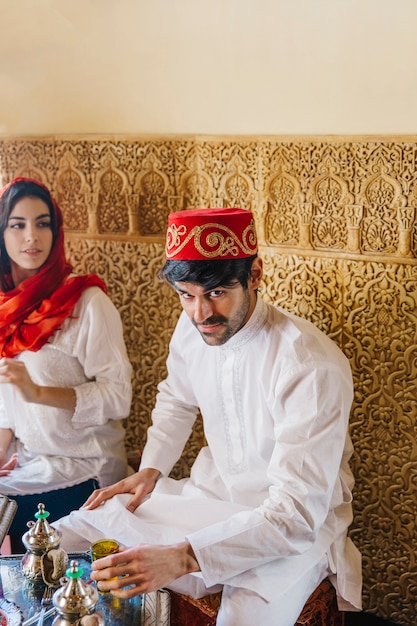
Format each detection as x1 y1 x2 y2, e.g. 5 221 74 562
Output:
166 224 187 250
166 221 258 259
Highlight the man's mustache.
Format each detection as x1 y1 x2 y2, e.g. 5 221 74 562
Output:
194 316 227 326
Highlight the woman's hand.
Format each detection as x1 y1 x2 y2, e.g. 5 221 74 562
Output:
90 541 199 597
0 358 39 403
0 428 16 475
82 468 161 513
0 452 18 476
0 357 76 410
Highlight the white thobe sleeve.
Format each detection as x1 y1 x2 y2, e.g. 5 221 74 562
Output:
71 289 132 427
140 319 199 476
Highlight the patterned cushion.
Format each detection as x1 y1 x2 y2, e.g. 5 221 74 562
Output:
168 578 344 626
295 579 344 626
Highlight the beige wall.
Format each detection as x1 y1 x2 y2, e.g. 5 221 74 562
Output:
1 0 417 136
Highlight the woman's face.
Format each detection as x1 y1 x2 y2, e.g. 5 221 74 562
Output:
3 196 53 286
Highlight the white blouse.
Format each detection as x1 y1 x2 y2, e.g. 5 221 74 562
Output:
0 285 132 495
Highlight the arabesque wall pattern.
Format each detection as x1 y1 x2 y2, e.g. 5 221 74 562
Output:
1 135 417 625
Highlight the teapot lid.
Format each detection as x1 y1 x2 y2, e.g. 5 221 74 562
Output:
53 560 99 616
22 502 62 549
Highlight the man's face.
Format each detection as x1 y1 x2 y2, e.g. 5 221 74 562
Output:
174 258 263 346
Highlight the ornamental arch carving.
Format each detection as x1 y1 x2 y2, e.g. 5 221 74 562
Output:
2 135 417 625
55 159 90 231
97 167 130 233
307 157 354 251
218 154 256 210
135 165 172 236
181 169 214 210
264 164 303 247
358 165 406 256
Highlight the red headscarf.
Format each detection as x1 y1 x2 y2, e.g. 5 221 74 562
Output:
0 177 107 357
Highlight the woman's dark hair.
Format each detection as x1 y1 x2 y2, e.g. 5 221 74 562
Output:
158 255 257 291
0 179 58 282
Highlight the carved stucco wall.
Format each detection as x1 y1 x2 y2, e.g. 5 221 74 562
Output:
1 135 417 624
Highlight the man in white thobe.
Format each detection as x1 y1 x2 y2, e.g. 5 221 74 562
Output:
54 208 362 626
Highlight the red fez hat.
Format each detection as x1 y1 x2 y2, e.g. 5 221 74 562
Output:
166 208 258 261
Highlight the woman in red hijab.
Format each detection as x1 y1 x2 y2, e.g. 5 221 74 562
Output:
0 178 132 552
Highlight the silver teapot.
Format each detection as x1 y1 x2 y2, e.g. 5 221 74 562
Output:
21 502 62 585
52 560 102 625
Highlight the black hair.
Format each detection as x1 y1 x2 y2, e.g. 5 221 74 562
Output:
0 179 58 290
158 255 257 291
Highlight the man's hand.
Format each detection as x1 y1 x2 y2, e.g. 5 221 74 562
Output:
90 541 200 597
0 452 18 476
82 468 161 513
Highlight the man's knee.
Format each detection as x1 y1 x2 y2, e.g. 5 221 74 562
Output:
216 556 330 626
216 587 273 626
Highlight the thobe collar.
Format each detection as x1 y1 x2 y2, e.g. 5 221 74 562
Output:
219 295 268 351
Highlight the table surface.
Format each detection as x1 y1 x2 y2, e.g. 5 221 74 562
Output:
0 552 144 625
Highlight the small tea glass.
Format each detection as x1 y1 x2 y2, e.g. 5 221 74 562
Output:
90 538 119 593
